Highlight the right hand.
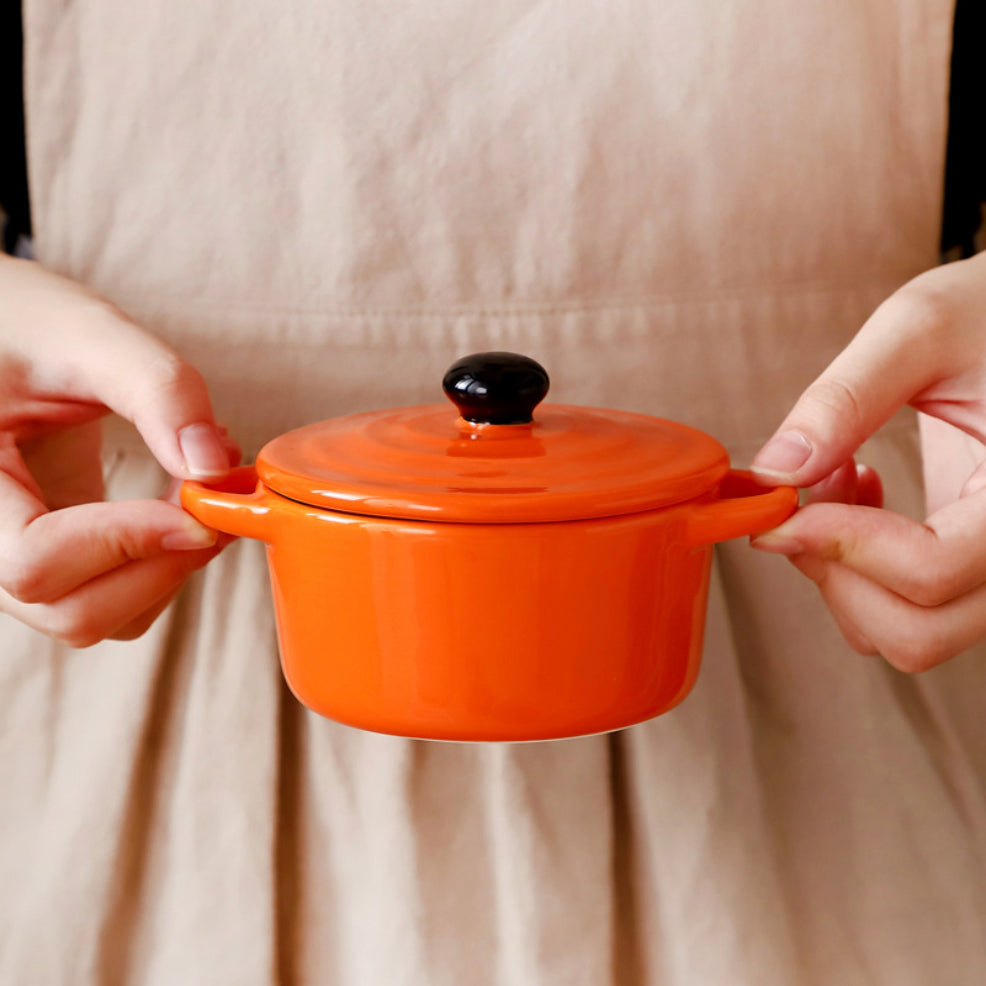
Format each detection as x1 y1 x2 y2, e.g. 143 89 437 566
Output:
0 255 238 646
749 252 986 671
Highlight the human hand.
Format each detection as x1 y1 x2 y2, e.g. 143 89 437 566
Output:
0 255 238 645
749 251 986 672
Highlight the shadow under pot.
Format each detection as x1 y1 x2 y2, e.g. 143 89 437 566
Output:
181 352 796 741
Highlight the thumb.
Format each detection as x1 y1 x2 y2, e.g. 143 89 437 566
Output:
750 285 943 487
79 315 230 480
12 260 232 480
94 344 231 480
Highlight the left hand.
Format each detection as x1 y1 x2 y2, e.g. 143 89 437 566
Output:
749 251 986 673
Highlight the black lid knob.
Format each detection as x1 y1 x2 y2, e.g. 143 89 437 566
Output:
442 352 550 425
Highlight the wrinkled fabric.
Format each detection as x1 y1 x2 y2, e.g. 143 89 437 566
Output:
4 1 984 983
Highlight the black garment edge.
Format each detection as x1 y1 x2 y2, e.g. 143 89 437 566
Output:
1 0 31 254
941 0 985 258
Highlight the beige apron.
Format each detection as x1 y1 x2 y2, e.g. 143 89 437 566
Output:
4 1 984 983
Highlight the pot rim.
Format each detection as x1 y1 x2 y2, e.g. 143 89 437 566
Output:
256 402 733 524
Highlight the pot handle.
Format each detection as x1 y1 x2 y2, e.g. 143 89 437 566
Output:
683 469 798 546
180 466 281 543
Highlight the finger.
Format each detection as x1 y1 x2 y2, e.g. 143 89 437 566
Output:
855 464 884 509
961 458 986 498
161 477 183 505
73 323 230 481
801 461 859 505
19 420 105 509
750 265 968 487
4 258 231 480
752 491 986 607
0 438 45 501
0 471 216 604
0 545 220 648
788 554 884 656
801 461 883 507
219 429 242 468
788 553 986 672
791 554 879 655
111 589 182 641
159 428 241 504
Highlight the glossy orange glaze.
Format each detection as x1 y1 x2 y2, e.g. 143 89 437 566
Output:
256 403 732 523
181 467 795 741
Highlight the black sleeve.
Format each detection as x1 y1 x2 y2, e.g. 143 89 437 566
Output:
0 0 31 254
940 0 985 258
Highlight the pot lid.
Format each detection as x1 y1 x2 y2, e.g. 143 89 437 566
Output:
256 352 730 523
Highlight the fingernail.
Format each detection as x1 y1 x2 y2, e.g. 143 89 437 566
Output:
751 430 812 479
750 531 804 555
161 519 218 551
178 423 229 479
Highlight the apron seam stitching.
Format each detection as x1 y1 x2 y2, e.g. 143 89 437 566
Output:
108 278 911 321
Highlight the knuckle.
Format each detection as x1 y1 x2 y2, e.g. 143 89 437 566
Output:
74 294 134 333
879 632 951 674
1 557 54 604
793 503 854 561
46 604 106 649
140 351 205 404
883 278 954 339
95 525 151 566
901 566 959 608
804 377 867 436
58 627 103 649
112 615 158 642
893 529 963 606
836 624 877 656
820 521 855 565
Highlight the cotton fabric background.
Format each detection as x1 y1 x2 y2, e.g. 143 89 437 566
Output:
3 1 984 983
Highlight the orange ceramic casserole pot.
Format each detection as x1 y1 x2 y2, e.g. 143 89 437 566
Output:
181 353 796 742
